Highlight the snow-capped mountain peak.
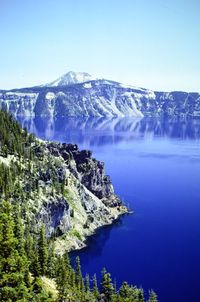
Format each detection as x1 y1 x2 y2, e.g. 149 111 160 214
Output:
47 71 98 87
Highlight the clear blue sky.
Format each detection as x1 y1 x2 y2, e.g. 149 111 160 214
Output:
0 0 199 91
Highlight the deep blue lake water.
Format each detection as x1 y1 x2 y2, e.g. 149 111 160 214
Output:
18 116 200 302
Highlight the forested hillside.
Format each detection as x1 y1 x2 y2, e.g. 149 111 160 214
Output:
0 110 158 301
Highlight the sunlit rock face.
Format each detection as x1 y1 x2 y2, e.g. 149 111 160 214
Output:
33 140 126 251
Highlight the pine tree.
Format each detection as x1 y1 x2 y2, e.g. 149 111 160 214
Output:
63 252 72 273
138 288 145 302
0 200 29 301
56 256 69 302
85 273 90 293
92 273 99 299
13 204 25 256
24 267 32 289
70 267 76 289
38 225 48 275
24 232 34 262
148 290 158 302
119 281 129 299
75 256 84 291
101 268 114 302
32 251 41 278
47 242 56 278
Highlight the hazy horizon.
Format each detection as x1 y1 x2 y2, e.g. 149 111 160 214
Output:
0 0 199 92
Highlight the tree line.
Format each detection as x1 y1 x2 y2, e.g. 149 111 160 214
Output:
0 200 158 302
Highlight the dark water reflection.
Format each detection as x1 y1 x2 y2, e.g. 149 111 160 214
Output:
70 218 124 265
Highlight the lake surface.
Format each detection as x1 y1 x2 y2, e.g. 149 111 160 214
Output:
18 116 200 302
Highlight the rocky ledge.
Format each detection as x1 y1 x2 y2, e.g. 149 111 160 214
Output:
46 141 128 253
6 139 128 253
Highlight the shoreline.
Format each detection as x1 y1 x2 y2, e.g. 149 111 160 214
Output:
54 205 131 254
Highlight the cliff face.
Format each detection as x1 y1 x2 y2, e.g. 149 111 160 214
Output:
48 144 111 196
40 141 127 252
0 133 127 253
1 80 199 118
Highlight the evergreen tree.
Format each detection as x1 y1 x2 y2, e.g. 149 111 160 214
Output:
138 289 144 302
32 251 41 278
0 200 29 301
119 281 130 299
24 267 32 289
85 273 90 293
24 231 34 262
56 256 69 302
47 242 56 278
101 268 114 302
38 225 48 275
148 290 158 302
13 204 25 256
92 273 99 299
70 267 76 289
75 256 84 291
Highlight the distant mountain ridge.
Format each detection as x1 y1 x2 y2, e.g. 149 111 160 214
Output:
0 71 200 117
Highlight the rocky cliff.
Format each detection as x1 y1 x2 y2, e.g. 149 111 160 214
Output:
1 72 199 118
0 121 127 253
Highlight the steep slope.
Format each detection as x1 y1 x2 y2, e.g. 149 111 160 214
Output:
0 72 200 117
0 110 127 252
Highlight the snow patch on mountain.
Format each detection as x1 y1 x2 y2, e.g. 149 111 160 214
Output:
46 71 97 87
45 92 55 100
84 83 92 89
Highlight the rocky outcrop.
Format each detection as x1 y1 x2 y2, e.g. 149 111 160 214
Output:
46 142 121 206
1 77 199 118
2 138 127 253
